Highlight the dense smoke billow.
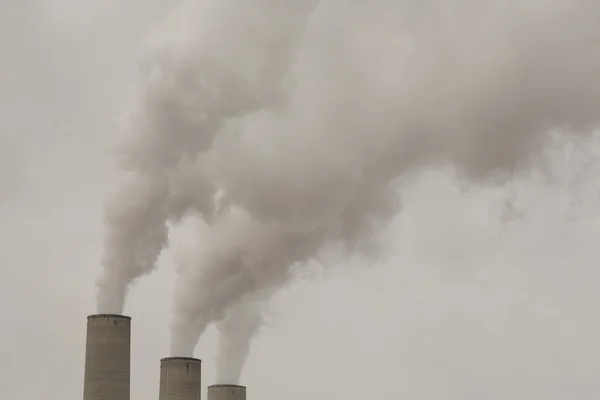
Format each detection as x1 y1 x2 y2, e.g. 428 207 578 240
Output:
96 0 600 384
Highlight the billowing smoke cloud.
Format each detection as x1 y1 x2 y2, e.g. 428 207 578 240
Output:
96 0 600 383
96 0 318 313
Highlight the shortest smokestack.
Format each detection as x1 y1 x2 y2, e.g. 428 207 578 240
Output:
208 384 246 400
159 357 202 400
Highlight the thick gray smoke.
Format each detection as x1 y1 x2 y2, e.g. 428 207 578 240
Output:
96 0 318 312
96 0 600 383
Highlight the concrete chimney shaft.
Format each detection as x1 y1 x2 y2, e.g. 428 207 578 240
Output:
207 384 246 400
83 314 131 400
160 357 202 400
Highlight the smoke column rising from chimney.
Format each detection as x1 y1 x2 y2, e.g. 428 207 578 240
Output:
95 0 318 313
96 0 600 383
214 293 269 384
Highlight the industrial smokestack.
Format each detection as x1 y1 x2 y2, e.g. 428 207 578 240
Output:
83 314 131 400
207 384 247 400
159 357 202 400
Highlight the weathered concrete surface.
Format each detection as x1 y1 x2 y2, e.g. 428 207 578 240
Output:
83 314 131 400
160 357 202 400
207 384 246 400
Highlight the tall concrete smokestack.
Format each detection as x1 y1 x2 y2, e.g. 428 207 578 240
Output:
159 357 202 400
207 385 246 400
83 314 131 400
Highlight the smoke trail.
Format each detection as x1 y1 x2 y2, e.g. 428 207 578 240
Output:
170 207 326 354
98 0 600 381
214 292 273 384
96 0 317 313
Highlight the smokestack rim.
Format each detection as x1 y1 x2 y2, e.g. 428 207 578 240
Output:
208 384 246 389
160 356 202 363
87 313 131 320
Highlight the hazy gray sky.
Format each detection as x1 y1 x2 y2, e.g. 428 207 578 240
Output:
1 1 599 399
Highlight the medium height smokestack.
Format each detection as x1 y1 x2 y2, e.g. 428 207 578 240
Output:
83 314 131 400
159 357 202 400
207 385 247 400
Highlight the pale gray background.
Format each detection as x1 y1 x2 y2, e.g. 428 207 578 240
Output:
1 1 599 399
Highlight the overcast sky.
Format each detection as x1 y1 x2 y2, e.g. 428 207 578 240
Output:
1 1 599 399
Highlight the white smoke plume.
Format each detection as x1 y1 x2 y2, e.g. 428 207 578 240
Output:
96 0 600 383
96 0 318 313
214 291 273 384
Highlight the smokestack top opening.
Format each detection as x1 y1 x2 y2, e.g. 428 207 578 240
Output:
208 385 246 390
87 313 131 320
160 357 202 363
